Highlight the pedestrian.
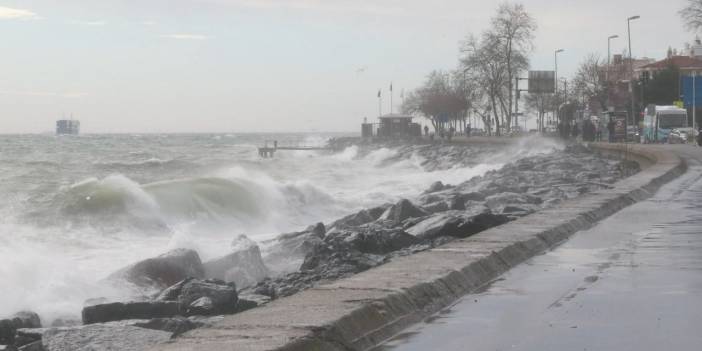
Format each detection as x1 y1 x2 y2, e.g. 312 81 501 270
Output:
571 123 580 140
607 120 616 143
697 127 702 147
424 125 429 137
466 123 472 137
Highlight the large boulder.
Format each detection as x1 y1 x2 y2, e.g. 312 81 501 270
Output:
155 278 238 316
81 301 179 325
134 317 203 337
378 199 429 224
261 224 326 275
0 319 14 346
0 312 43 346
11 312 41 330
109 249 205 289
42 324 171 351
406 211 510 241
485 192 542 210
203 235 269 289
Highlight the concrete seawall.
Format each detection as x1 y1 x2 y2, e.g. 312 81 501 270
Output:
151 142 685 351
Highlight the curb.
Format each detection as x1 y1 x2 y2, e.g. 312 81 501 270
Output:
151 143 686 351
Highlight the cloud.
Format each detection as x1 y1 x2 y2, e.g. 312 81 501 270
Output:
0 91 88 98
0 6 38 20
70 20 107 26
161 34 211 40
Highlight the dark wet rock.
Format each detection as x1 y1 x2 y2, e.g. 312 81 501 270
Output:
424 181 446 194
332 210 375 228
0 312 43 346
82 301 179 325
422 201 449 214
155 278 238 316
16 341 41 351
378 199 429 224
13 328 42 350
310 222 326 238
109 249 205 289
406 212 510 241
262 225 325 275
0 320 15 345
134 317 203 337
368 204 392 220
449 195 466 210
203 235 269 289
10 313 41 330
485 192 542 210
42 324 171 351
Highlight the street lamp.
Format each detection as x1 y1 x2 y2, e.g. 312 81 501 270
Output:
607 35 619 68
554 49 564 126
628 15 640 126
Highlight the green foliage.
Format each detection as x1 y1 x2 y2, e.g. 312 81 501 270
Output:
643 64 680 106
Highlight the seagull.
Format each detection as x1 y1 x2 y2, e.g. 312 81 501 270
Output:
356 66 368 74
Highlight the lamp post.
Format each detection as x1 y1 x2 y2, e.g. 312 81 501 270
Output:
607 35 619 80
554 49 564 126
628 15 640 127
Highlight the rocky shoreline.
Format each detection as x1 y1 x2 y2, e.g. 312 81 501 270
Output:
0 139 639 351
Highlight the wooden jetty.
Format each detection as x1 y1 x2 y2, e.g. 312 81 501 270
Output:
258 140 331 158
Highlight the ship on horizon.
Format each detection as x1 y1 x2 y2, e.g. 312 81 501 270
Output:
56 118 80 135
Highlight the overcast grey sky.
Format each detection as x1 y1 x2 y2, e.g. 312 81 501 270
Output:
0 0 693 133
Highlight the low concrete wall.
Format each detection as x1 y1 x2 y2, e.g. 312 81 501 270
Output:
151 143 685 351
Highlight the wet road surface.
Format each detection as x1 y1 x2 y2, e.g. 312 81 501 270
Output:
378 145 702 351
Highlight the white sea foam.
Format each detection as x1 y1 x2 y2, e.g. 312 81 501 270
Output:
0 133 555 323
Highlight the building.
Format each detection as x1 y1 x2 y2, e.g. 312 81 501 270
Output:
56 120 80 135
361 113 421 139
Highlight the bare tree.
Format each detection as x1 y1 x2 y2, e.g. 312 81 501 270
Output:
402 70 468 132
572 54 608 112
681 0 702 31
460 2 535 135
490 2 537 132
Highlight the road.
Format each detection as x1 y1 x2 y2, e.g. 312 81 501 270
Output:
378 145 702 351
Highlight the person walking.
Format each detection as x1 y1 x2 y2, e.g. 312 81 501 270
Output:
607 119 616 143
424 125 429 137
697 127 702 147
571 123 580 140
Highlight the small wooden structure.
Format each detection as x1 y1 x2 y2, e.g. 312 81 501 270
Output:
362 114 421 139
257 140 330 158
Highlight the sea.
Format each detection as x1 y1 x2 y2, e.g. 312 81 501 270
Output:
0 133 558 323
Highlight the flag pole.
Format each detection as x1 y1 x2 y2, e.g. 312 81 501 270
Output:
390 83 393 114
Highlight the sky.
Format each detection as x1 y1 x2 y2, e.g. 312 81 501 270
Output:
0 0 694 133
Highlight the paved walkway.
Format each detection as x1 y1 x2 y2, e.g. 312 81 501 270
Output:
379 145 702 351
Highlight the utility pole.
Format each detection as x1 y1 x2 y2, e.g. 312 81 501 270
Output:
628 15 640 127
554 49 565 126
607 35 619 82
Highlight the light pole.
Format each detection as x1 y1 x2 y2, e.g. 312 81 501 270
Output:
607 35 619 80
554 49 564 126
628 15 640 127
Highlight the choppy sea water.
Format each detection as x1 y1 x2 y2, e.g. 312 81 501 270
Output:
0 133 560 322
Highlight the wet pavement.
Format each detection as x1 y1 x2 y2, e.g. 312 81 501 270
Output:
378 145 702 351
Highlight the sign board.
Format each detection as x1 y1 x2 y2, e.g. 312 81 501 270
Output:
614 115 627 141
528 71 556 94
682 75 702 107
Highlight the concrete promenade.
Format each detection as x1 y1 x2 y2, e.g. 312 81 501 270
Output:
380 145 702 351
151 141 686 351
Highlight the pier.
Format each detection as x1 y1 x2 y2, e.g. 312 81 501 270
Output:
257 140 331 158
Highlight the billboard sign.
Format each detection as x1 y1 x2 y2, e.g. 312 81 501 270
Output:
528 71 556 94
682 75 702 107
